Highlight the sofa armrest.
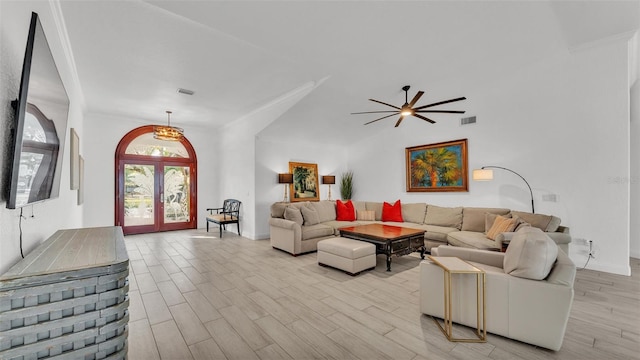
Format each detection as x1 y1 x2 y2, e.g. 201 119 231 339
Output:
269 217 299 230
431 245 504 269
269 218 303 255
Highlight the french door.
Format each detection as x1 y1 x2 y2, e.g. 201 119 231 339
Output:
115 126 197 235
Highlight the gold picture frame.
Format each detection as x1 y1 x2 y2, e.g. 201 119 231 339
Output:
406 138 468 192
289 162 319 202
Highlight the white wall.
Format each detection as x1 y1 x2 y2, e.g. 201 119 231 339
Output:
217 81 320 239
630 33 640 259
0 1 84 274
254 137 348 239
348 35 633 275
82 112 218 230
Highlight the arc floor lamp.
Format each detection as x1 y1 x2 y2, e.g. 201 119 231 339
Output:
472 166 535 213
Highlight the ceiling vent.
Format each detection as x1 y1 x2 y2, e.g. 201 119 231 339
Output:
177 88 194 95
460 116 476 126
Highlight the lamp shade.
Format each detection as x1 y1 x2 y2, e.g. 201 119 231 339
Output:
321 175 336 185
472 169 494 181
278 173 293 184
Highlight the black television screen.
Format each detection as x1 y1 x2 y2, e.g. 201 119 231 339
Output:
6 12 69 209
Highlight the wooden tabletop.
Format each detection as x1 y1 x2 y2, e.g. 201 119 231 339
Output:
339 223 425 240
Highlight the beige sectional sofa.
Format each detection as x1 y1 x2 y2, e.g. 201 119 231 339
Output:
421 229 576 351
269 200 571 255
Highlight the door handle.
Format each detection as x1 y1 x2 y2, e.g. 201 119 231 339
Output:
160 193 164 203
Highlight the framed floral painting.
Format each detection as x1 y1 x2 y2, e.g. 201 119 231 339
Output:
289 161 319 202
406 138 468 192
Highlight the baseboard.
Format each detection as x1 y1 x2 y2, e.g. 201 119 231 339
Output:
582 260 631 276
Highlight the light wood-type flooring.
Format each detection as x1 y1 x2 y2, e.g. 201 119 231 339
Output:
125 229 640 359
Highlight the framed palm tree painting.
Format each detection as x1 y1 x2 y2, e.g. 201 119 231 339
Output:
289 162 320 202
406 139 468 192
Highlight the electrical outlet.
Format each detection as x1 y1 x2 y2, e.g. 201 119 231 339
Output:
542 194 558 202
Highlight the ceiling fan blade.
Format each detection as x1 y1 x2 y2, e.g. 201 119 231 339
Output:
416 110 466 114
394 115 405 128
363 113 398 125
408 91 424 108
369 99 401 110
413 97 467 110
414 113 436 124
351 110 400 115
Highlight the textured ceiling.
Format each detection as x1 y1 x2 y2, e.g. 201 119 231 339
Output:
59 1 640 144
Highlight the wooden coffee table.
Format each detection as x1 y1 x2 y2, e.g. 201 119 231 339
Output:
339 224 426 271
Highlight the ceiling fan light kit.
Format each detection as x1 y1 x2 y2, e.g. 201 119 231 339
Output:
352 85 467 127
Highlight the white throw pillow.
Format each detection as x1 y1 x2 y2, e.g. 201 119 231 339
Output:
503 227 558 280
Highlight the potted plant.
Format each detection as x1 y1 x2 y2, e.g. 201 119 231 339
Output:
340 171 354 200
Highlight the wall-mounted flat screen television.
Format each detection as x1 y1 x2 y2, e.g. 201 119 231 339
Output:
6 12 70 209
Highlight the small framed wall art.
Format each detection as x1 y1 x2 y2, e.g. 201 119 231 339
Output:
406 138 468 192
288 161 319 202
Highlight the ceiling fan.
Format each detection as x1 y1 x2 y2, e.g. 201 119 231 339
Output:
351 85 467 127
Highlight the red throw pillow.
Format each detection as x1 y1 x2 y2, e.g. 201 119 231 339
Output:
382 200 403 222
336 200 356 221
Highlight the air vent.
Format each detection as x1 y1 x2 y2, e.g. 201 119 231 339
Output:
460 116 476 125
177 88 194 95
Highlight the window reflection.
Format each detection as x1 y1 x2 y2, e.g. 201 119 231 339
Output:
15 103 59 206
125 133 188 158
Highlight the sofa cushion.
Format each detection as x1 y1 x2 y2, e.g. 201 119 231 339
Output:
484 212 512 234
424 205 463 229
512 215 532 231
271 202 288 218
301 224 335 240
300 205 320 226
352 201 366 212
284 206 303 226
461 207 511 232
310 201 337 223
511 211 561 232
503 227 558 280
447 231 499 250
356 210 375 221
424 225 459 243
365 202 383 221
486 215 518 240
402 203 427 224
336 200 356 221
382 200 403 222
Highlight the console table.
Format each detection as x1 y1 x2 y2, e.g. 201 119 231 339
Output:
427 255 486 343
0 226 129 359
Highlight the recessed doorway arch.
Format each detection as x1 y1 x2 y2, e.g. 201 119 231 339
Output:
115 125 197 235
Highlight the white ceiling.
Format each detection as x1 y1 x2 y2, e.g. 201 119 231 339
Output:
59 1 640 144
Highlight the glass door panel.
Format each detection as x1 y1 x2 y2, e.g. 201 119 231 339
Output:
123 164 155 227
163 166 190 224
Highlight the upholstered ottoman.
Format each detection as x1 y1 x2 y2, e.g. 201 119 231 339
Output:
317 237 376 275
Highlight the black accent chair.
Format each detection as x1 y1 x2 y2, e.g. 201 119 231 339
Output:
206 199 241 237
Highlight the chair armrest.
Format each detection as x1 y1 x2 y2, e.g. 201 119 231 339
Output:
207 207 223 214
432 245 505 269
